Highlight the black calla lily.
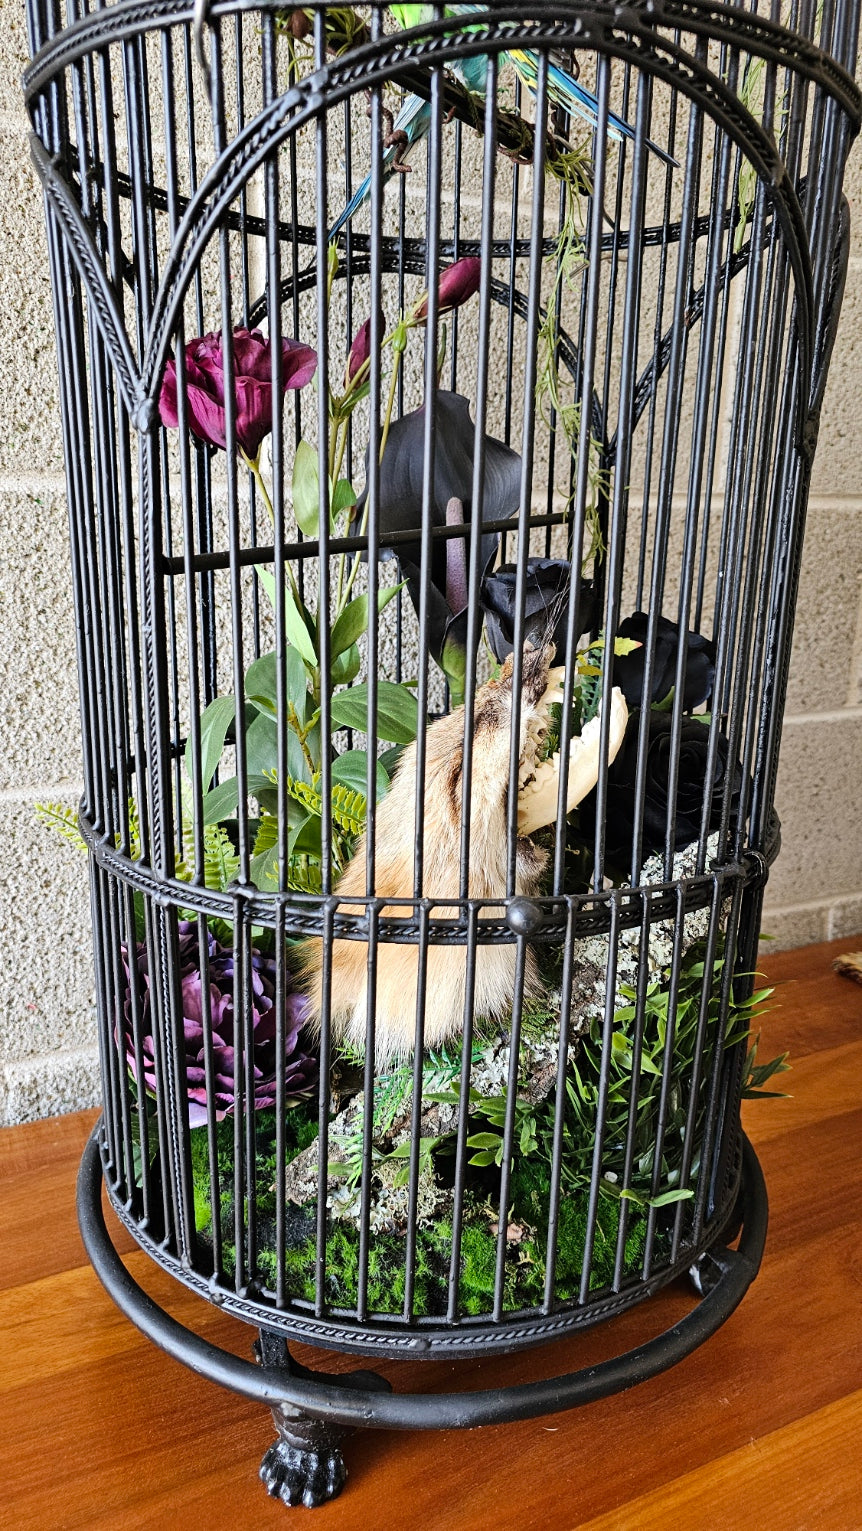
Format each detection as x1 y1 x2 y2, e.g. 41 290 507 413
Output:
356 392 522 702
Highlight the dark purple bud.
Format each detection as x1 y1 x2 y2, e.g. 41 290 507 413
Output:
346 317 373 382
160 327 317 458
415 257 482 320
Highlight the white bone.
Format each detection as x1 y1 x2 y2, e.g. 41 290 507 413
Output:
517 685 629 836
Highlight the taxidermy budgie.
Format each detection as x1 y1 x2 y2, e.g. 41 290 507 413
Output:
329 3 672 238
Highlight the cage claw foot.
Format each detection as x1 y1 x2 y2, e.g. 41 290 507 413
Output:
260 1409 348 1508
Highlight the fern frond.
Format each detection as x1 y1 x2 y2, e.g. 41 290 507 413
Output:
286 860 324 895
34 801 86 852
330 783 366 836
203 824 240 891
252 813 279 859
278 776 367 836
284 776 323 817
373 1068 414 1133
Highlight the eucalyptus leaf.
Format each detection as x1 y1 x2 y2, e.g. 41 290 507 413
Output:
284 591 318 668
290 813 323 858
255 564 278 610
647 1188 695 1207
286 643 311 724
331 478 357 522
378 744 405 777
250 847 280 890
199 772 275 824
245 651 279 714
245 711 279 777
330 584 405 660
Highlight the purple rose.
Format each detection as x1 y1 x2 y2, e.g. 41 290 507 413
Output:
159 327 317 458
122 922 317 1127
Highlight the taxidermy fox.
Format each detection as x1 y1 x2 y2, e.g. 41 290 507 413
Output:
301 644 627 1063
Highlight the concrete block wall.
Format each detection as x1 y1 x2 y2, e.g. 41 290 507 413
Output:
1 8 860 1123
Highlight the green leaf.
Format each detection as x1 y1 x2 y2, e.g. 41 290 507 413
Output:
331 478 357 522
331 749 390 802
256 567 318 671
286 644 311 725
647 1188 695 1207
192 695 236 791
290 812 322 858
440 633 467 708
284 591 318 668
199 773 275 824
330 584 405 660
292 439 322 537
255 564 278 611
245 711 279 777
378 745 405 777
330 644 361 687
465 1132 503 1149
468 1149 501 1168
389 4 435 28
244 651 279 716
329 681 419 744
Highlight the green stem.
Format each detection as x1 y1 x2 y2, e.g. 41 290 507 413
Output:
340 345 403 608
241 449 303 608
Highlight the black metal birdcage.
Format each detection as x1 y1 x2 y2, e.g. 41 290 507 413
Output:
23 0 860 1508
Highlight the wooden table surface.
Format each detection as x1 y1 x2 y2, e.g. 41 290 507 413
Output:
2 937 861 1530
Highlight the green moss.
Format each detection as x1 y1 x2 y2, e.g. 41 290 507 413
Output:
191 1105 655 1317
459 1222 501 1315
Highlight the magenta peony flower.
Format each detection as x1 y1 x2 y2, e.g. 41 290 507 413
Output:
123 922 317 1127
415 257 482 321
159 327 317 458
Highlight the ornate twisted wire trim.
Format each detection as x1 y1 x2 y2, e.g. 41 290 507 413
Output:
22 0 862 115
78 801 774 942
30 133 142 414
100 1123 744 1358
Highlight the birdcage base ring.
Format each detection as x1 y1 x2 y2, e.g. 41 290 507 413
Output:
77 1127 768 1461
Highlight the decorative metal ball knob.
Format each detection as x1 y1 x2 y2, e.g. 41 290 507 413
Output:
506 898 546 936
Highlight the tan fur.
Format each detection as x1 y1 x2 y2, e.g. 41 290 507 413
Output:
300 648 555 1063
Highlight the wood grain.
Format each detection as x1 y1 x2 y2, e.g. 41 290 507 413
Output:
1 938 860 1530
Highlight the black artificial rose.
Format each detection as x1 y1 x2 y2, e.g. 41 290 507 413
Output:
614 612 716 711
480 558 597 663
579 711 742 866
